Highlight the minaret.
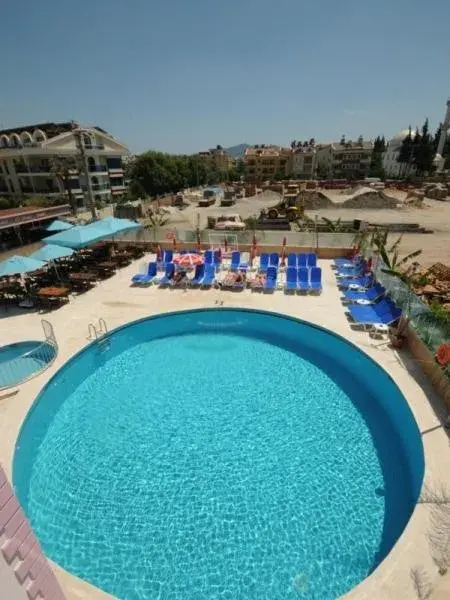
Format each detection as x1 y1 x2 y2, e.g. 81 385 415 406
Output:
434 99 450 172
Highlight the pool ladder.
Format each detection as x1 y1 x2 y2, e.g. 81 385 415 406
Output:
88 318 110 351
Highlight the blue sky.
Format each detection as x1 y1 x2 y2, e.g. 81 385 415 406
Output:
1 0 449 153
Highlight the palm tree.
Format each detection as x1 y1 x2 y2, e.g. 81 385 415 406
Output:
321 217 352 232
50 156 82 216
145 207 170 241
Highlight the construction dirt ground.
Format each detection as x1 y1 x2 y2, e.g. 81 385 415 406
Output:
169 187 450 268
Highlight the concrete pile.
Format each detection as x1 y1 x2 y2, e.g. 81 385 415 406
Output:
404 190 425 207
423 183 450 201
412 263 450 306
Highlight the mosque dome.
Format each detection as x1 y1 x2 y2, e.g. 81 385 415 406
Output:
391 129 417 143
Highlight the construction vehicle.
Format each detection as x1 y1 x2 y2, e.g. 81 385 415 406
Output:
264 184 305 221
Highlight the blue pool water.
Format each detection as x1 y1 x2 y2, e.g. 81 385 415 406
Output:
14 309 424 600
0 341 56 389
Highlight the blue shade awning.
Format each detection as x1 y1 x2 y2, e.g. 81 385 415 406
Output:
0 255 46 277
45 219 74 232
29 244 75 262
42 224 110 249
87 216 141 235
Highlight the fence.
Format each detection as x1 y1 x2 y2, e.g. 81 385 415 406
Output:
0 320 58 391
374 259 450 353
116 227 356 249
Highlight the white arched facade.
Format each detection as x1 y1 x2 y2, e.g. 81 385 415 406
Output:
20 131 33 146
33 129 46 142
383 129 417 177
9 133 22 148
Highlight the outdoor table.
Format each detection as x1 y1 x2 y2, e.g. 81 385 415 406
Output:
37 286 71 298
69 272 98 282
96 261 117 269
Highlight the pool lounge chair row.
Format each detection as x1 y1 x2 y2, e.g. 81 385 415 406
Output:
285 266 322 292
287 253 317 268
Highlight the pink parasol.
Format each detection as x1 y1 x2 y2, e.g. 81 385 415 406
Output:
172 236 177 251
174 253 203 267
156 244 162 262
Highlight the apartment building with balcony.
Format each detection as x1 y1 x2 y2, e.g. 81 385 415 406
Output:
243 145 291 181
0 121 130 205
197 146 235 172
316 137 373 180
291 141 317 179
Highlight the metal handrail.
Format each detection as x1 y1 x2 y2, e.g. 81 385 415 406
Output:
0 320 58 391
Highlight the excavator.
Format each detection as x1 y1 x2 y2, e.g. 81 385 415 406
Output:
263 184 305 221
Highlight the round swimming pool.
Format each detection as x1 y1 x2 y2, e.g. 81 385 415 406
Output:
0 340 57 389
14 309 424 600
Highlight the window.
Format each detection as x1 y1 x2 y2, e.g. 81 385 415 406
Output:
106 157 122 169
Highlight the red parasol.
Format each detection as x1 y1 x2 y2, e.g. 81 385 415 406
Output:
281 236 287 267
156 244 162 262
172 236 177 251
250 234 257 267
224 237 228 252
196 230 201 253
174 253 204 267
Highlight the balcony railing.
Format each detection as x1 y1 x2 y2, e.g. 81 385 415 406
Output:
89 165 108 172
85 144 105 150
83 183 110 191
29 165 52 173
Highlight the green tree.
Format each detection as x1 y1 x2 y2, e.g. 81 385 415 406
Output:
144 207 170 241
369 135 386 178
397 127 414 177
413 119 435 175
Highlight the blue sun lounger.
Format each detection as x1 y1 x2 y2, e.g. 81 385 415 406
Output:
189 264 205 286
338 274 373 289
285 266 298 291
159 263 175 285
213 250 222 268
336 266 365 278
287 253 297 268
264 266 278 290
230 251 241 271
309 267 322 292
162 249 173 265
297 254 308 267
269 253 279 268
259 253 269 272
348 299 402 328
307 253 317 267
204 250 213 265
297 266 309 291
200 264 215 287
230 251 248 272
131 262 157 284
334 256 361 267
344 283 385 303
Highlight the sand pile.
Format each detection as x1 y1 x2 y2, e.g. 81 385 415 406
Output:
342 190 401 209
302 192 334 210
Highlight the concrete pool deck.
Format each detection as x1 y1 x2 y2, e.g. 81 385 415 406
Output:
1 256 449 600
